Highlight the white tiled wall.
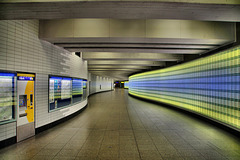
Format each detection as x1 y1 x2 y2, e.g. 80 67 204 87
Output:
0 20 88 141
89 73 114 95
0 122 16 142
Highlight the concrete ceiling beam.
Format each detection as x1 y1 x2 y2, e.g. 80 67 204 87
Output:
57 43 217 49
88 60 166 66
67 48 204 54
1 1 240 21
83 52 183 61
88 65 151 70
45 37 233 45
88 69 143 71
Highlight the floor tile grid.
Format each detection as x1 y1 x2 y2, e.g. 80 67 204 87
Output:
127 93 237 160
128 99 181 160
0 89 240 160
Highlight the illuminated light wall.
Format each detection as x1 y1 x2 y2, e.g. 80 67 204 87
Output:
129 46 240 131
124 81 129 89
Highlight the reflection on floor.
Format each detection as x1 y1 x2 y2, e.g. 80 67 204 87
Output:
0 89 240 160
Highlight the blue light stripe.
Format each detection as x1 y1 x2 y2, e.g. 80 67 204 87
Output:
0 73 16 77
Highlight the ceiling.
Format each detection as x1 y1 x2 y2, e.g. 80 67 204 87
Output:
63 41 232 80
1 1 239 81
1 1 240 21
39 19 235 80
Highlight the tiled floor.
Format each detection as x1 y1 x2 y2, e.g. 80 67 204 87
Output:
0 89 240 160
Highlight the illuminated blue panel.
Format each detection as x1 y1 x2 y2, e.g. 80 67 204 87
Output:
50 76 63 80
17 76 34 81
0 73 16 77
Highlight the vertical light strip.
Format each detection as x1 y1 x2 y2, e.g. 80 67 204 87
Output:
124 81 129 89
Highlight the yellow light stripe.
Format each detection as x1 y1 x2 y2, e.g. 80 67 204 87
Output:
17 73 35 77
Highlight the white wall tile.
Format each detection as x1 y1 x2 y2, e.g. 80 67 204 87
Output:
0 20 89 141
0 122 16 141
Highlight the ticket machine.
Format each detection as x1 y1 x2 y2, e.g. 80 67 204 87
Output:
17 73 35 142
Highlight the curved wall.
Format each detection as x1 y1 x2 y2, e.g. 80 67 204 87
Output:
0 20 114 145
129 46 240 131
0 20 89 143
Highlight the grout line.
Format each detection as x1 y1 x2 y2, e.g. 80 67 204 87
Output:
125 95 142 160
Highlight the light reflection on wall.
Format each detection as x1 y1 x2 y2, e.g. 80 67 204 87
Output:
129 46 240 131
124 81 129 89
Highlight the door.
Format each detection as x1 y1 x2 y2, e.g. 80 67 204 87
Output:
17 73 35 142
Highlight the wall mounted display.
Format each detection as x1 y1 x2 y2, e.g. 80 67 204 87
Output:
72 78 83 103
61 78 72 100
49 79 55 103
72 79 83 96
129 46 240 131
49 76 87 111
0 72 16 123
